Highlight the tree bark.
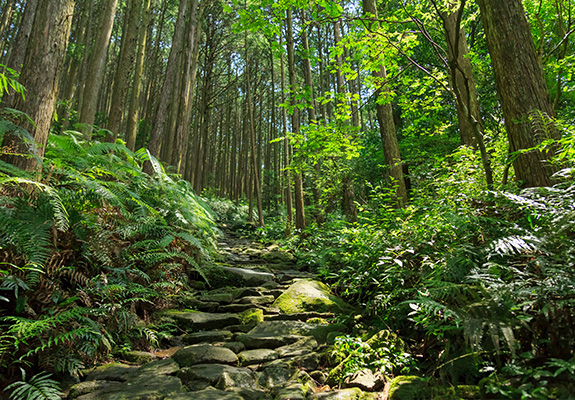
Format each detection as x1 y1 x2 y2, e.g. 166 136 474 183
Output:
477 0 559 187
286 9 305 231
78 0 118 139
5 0 38 71
6 0 75 171
126 0 151 151
362 0 408 207
107 0 141 139
145 0 190 174
442 6 482 148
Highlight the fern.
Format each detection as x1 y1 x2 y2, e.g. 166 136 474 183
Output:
6 371 63 400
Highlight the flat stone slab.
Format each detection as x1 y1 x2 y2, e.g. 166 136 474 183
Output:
218 303 257 313
178 364 256 389
237 333 304 349
83 363 139 382
275 337 318 357
164 310 241 331
182 330 233 345
309 388 377 400
165 387 244 400
221 266 275 286
172 344 238 368
238 295 275 305
75 375 185 400
238 349 278 366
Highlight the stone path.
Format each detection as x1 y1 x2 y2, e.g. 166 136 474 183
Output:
67 227 385 400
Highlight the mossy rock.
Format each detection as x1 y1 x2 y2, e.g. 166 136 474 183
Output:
239 308 264 328
365 330 407 353
273 280 352 315
389 376 477 400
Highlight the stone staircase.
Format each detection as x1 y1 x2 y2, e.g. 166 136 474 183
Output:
66 228 385 400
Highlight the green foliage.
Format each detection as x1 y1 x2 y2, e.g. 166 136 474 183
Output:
0 131 218 385
6 371 63 400
333 335 415 377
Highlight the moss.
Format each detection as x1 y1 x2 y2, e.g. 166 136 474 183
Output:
273 280 352 314
455 385 482 399
307 317 329 324
239 308 264 328
389 376 475 400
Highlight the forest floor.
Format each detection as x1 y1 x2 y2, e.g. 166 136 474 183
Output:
62 227 391 400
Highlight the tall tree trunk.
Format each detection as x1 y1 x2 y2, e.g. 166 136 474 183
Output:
0 0 16 61
107 0 141 139
175 0 202 174
78 0 118 138
245 32 264 227
145 0 191 173
5 0 38 71
126 0 151 151
442 6 482 147
286 9 306 231
362 0 408 207
437 1 493 188
477 0 559 187
6 0 75 171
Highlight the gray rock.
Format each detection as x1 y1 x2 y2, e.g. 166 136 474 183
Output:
275 337 318 357
290 352 320 370
182 330 233 345
221 266 275 286
256 363 295 388
274 383 306 400
75 375 185 400
238 349 278 366
199 292 235 304
125 358 180 379
215 368 258 390
344 369 384 392
218 303 257 313
165 387 244 400
309 388 373 400
163 311 241 331
83 363 139 382
238 295 275 305
237 333 303 349
178 364 255 389
68 381 119 399
172 344 238 368
227 387 271 400
222 341 245 354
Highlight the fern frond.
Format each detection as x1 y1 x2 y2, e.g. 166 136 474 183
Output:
6 371 63 400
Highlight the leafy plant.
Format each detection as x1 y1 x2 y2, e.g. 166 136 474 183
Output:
5 371 63 400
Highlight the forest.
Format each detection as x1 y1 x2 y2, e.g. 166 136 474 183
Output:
0 0 574 398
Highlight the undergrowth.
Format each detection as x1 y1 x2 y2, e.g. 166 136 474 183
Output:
0 129 219 387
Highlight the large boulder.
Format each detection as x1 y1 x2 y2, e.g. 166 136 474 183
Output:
172 344 238 368
272 280 351 314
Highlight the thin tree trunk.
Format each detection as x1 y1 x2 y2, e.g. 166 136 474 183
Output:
145 0 191 173
78 0 118 139
107 0 141 139
286 9 305 231
362 0 408 207
5 0 37 71
245 32 264 227
126 0 151 151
